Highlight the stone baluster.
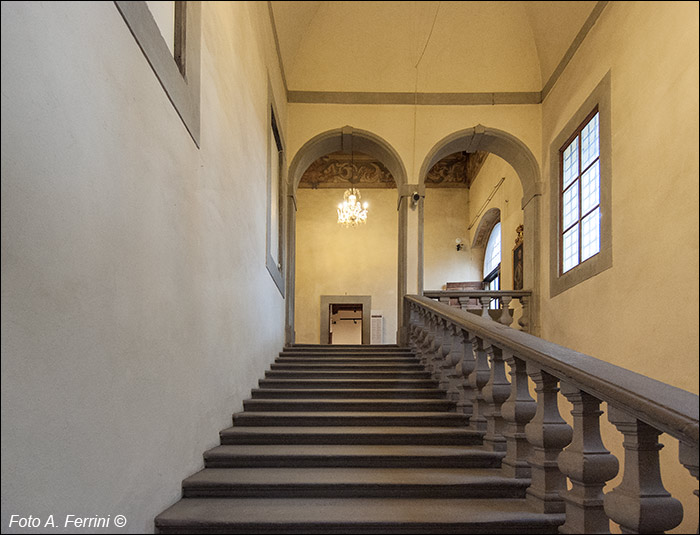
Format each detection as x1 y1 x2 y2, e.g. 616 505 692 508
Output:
479 296 492 319
436 319 455 392
557 384 619 534
467 334 491 432
482 342 510 451
418 313 435 366
501 352 536 478
518 295 530 332
678 441 699 534
455 329 476 419
524 365 573 513
498 295 514 326
407 305 421 351
428 317 444 380
444 324 465 404
604 407 683 534
426 315 443 379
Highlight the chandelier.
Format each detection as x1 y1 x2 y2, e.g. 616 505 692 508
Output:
337 148 369 227
337 187 369 227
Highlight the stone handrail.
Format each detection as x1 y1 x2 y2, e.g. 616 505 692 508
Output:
404 294 699 534
423 289 532 332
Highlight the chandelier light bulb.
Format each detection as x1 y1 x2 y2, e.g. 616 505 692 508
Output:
337 187 369 227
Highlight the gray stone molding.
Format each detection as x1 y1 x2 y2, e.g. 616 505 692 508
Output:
548 71 612 298
114 1 201 146
320 295 372 345
266 79 286 297
471 208 501 249
288 91 541 106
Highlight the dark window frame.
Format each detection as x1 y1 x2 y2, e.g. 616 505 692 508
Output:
558 106 601 275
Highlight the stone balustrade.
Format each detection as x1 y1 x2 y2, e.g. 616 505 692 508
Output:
404 295 699 534
423 290 532 332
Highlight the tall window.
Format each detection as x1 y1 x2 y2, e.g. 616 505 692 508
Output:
549 71 611 298
560 109 600 274
483 222 501 308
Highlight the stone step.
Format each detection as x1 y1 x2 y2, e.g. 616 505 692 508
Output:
281 350 416 357
155 497 564 534
181 467 530 499
264 370 432 379
202 444 504 469
286 345 409 352
231 412 468 427
242 399 455 412
276 357 420 364
251 388 446 399
270 363 424 371
220 426 482 445
258 379 439 389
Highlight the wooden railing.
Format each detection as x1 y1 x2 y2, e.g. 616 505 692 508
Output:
404 295 699 534
423 290 532 332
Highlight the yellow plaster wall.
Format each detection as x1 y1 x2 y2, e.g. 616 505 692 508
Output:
423 189 480 290
467 155 525 289
295 189 399 344
539 3 699 532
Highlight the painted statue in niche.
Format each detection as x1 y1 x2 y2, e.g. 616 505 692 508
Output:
513 225 524 291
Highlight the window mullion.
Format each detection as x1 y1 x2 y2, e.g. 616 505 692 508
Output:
577 134 583 266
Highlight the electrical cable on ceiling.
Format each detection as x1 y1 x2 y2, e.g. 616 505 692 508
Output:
411 2 441 192
414 2 441 69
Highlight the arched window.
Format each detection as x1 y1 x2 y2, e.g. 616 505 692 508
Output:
483 222 501 307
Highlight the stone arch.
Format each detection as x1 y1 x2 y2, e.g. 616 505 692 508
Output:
418 124 543 335
419 124 541 207
285 126 408 345
472 207 501 249
289 126 407 193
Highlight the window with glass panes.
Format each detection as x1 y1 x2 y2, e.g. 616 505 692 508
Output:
483 222 501 309
559 108 600 274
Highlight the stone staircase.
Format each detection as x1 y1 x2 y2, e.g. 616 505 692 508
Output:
155 345 564 533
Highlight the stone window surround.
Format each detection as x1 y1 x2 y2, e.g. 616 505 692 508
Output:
549 71 612 298
114 1 201 146
266 86 287 297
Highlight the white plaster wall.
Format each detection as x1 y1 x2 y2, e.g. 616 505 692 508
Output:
145 0 175 54
295 189 398 344
539 3 699 532
1 2 286 533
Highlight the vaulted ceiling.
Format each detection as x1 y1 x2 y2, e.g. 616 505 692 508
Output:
270 1 599 94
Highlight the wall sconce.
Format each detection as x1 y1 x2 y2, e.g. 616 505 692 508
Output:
455 238 464 251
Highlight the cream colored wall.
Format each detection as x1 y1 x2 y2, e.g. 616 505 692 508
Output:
539 3 699 532
467 155 524 289
295 189 398 344
1 2 286 533
423 189 480 289
287 103 542 185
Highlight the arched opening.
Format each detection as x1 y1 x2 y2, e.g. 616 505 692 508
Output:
286 127 408 345
418 125 542 335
